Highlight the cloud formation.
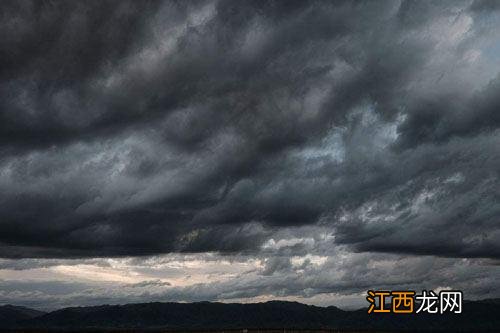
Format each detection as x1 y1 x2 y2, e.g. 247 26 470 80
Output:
0 0 499 308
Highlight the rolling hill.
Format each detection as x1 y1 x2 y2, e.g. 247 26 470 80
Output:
1 299 499 331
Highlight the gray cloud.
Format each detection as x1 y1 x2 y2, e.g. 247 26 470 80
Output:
1 0 498 259
0 0 499 307
1 251 499 310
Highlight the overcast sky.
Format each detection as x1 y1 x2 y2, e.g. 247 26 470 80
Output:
0 0 499 311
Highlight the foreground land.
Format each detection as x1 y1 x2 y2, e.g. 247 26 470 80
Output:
1 299 499 332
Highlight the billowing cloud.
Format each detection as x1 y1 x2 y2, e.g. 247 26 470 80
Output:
0 0 499 308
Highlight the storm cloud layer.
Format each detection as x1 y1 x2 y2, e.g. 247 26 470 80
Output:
0 0 499 309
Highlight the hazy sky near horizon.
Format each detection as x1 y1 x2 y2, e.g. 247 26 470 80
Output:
0 0 499 310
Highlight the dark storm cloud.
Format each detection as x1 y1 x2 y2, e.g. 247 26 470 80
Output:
0 0 499 259
395 74 500 149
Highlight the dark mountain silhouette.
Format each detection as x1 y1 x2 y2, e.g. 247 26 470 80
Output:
0 305 45 327
1 299 499 331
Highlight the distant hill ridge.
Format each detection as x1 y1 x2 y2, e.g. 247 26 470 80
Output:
0 305 46 327
1 299 499 331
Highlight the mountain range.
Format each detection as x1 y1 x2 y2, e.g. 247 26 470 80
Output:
1 299 499 331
